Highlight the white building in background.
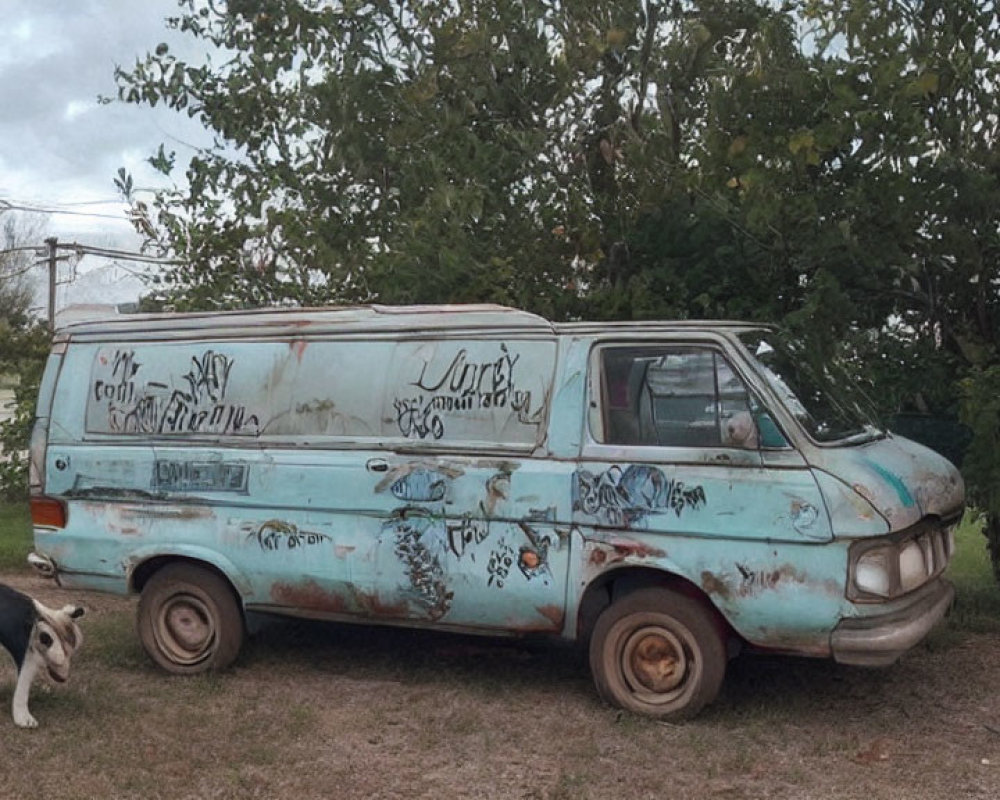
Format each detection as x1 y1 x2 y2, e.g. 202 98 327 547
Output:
30 259 157 323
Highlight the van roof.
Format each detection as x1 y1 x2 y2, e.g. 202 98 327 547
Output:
55 303 766 342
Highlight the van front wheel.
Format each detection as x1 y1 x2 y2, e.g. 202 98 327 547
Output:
137 564 245 674
589 587 725 719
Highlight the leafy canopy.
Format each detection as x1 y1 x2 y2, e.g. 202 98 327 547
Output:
106 0 998 569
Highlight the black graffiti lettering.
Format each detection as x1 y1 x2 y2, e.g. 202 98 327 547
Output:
447 518 489 559
249 520 331 552
487 539 515 589
394 398 444 440
184 351 234 404
395 344 533 439
94 348 261 437
112 350 140 379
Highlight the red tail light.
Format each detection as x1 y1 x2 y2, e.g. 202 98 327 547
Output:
30 497 67 529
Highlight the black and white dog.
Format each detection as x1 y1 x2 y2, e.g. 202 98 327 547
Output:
0 584 84 728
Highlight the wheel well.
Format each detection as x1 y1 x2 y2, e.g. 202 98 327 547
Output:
576 567 735 645
130 556 242 610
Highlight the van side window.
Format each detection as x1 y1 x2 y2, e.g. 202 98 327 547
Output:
599 347 760 449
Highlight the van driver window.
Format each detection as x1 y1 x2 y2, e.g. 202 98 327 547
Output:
599 347 759 449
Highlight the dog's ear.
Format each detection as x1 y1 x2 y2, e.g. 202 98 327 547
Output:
62 605 85 619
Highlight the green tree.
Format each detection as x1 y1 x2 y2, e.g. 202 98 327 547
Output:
0 213 50 499
113 0 794 318
116 1 999 566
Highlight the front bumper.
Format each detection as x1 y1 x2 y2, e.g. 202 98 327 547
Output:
830 578 954 667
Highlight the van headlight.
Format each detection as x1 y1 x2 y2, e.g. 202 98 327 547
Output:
848 521 956 602
855 547 892 597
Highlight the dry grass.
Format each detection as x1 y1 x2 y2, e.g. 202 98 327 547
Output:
0 571 997 800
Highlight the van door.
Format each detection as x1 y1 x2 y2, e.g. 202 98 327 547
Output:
575 342 832 611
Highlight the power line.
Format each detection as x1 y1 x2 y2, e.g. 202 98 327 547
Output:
0 198 128 222
1 243 179 265
58 242 183 265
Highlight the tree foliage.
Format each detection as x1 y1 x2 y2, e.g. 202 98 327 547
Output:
113 0 1000 563
0 213 50 500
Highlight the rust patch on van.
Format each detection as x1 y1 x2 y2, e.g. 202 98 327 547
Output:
610 539 665 560
587 538 665 570
128 505 212 520
352 590 410 618
703 564 841 601
271 580 348 613
535 604 564 628
289 339 308 361
700 571 731 600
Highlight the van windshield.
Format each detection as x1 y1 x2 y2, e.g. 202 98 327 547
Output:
737 331 882 444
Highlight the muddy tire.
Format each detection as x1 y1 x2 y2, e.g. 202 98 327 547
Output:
137 563 245 674
589 587 725 719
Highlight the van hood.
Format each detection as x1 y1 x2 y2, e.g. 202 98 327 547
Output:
808 434 964 531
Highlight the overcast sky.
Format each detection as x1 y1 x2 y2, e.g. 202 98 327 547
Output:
0 0 215 248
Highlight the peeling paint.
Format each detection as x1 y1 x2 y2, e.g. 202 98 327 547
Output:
483 471 511 515
351 590 410 618
586 537 666 569
700 571 731 600
126 505 212 520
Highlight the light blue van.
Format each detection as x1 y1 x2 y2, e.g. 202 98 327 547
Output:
28 305 964 718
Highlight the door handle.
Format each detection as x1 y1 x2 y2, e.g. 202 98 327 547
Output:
366 458 389 473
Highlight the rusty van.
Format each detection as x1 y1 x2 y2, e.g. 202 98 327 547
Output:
27 305 964 718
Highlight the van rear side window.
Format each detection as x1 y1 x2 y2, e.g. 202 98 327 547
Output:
84 338 555 447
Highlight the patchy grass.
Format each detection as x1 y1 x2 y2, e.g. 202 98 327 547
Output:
947 510 1000 632
0 501 31 570
0 507 996 799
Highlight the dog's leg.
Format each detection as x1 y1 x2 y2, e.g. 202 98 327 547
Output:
12 652 41 728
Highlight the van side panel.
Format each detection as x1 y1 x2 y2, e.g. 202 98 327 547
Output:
39 332 570 633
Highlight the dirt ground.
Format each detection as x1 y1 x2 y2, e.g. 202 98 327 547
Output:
0 570 998 800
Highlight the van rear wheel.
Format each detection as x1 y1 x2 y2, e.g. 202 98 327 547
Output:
137 564 244 674
589 587 725 719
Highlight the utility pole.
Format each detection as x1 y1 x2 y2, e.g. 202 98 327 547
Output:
45 236 57 331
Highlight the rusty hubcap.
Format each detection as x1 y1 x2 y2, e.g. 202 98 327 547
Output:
622 626 688 695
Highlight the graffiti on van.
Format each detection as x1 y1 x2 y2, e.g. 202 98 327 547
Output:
514 522 553 585
152 459 249 493
393 344 536 439
374 463 463 501
392 397 445 440
89 348 262 436
390 468 448 502
447 517 489 558
384 509 454 620
486 537 516 588
245 520 332 552
573 465 707 528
